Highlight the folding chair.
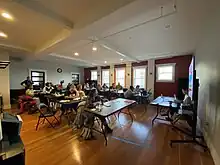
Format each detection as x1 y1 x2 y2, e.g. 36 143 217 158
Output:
36 104 60 130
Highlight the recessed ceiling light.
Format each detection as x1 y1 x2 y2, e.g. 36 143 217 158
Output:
104 61 107 64
120 59 123 61
1 12 13 21
74 52 79 56
0 32 8 38
92 47 97 51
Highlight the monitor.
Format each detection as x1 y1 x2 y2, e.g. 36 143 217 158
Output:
188 56 195 99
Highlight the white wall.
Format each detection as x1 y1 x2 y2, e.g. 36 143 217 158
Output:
10 60 84 89
0 52 11 109
195 0 220 164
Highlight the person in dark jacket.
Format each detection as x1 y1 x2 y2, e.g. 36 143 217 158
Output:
21 76 33 90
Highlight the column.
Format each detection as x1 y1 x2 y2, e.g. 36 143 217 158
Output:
97 66 101 84
125 62 132 88
147 59 155 98
110 65 114 85
0 52 11 109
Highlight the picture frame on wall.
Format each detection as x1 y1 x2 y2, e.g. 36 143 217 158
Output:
71 72 80 85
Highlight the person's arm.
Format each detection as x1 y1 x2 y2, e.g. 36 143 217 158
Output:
43 87 47 93
21 80 26 87
75 90 79 97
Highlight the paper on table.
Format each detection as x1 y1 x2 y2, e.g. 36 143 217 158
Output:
60 100 70 103
73 97 80 101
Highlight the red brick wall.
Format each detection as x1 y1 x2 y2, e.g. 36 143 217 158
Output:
84 67 97 81
154 55 192 97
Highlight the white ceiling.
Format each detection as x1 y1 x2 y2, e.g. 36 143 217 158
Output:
0 0 208 67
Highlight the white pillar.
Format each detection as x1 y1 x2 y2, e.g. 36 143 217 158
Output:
147 59 155 98
125 62 132 88
0 52 11 109
97 66 101 84
110 65 114 85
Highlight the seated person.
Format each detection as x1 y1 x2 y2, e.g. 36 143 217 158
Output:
124 86 135 99
26 86 35 97
116 82 123 90
109 83 116 90
97 84 102 91
102 83 108 89
66 83 72 91
43 82 53 94
84 83 90 89
18 86 36 114
57 80 64 91
134 85 141 93
174 89 192 106
77 84 86 98
168 88 192 121
68 85 79 98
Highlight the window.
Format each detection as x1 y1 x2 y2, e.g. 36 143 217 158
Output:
31 71 45 89
91 70 97 80
115 68 125 87
156 63 175 82
133 67 146 88
102 69 110 87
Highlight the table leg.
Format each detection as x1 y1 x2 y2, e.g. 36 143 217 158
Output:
99 117 113 146
100 122 108 146
152 105 159 125
127 107 133 123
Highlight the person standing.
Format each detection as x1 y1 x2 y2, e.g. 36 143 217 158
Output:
21 76 33 90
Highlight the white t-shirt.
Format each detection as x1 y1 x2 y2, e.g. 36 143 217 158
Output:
183 94 191 105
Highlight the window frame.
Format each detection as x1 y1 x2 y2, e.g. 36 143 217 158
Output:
101 69 110 86
132 66 147 88
91 70 98 81
156 63 176 83
115 67 125 87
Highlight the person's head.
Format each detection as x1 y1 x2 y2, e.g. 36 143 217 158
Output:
136 85 140 89
118 82 121 85
182 89 188 95
60 80 64 85
46 82 50 87
27 76 30 80
112 83 116 88
130 86 134 91
71 84 76 90
69 88 75 94
77 84 82 91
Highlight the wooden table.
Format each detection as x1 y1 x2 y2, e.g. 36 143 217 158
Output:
85 98 136 145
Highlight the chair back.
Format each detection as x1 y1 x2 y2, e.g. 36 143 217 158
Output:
123 88 128 92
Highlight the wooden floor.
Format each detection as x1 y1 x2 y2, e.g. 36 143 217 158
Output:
15 104 214 165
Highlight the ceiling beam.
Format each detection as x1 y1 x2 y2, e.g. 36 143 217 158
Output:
13 0 74 29
97 40 139 62
48 53 97 67
0 43 32 52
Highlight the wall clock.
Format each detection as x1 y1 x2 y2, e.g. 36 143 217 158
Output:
57 68 62 73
